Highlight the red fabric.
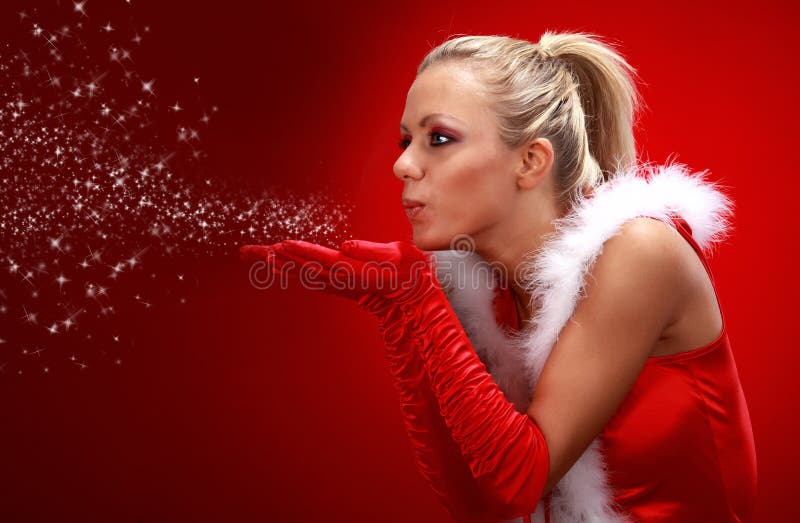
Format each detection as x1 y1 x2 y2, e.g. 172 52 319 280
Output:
492 283 554 521
240 239 549 521
490 216 757 522
599 217 758 522
492 281 521 332
358 293 499 523
399 276 550 519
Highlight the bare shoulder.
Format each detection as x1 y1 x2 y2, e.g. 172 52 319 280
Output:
527 216 687 495
602 216 684 268
586 217 686 326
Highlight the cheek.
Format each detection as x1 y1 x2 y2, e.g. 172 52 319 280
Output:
437 159 511 226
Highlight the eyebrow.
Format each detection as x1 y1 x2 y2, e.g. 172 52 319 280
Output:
399 113 464 132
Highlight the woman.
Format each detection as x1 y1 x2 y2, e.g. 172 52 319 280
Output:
241 32 757 522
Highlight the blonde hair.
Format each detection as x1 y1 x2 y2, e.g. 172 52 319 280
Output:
418 31 645 208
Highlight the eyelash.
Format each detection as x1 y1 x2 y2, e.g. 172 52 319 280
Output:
398 131 453 150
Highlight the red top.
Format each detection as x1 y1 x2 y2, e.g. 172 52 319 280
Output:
491 216 757 522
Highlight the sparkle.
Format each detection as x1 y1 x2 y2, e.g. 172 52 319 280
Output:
0 0 353 375
141 79 155 95
22 307 38 325
50 236 64 252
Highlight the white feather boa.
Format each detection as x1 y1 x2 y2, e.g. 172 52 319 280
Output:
429 162 734 523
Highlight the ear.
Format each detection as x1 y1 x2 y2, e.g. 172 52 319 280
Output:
516 137 554 191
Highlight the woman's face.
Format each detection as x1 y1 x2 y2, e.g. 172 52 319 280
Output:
394 61 522 252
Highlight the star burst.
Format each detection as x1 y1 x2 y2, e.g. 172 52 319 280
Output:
0 2 354 376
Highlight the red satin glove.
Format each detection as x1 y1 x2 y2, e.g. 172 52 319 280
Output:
240 239 550 519
357 293 499 523
242 240 495 521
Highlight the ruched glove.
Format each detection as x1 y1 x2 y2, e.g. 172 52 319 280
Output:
240 239 550 520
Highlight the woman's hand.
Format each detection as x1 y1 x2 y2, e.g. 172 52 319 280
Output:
240 239 441 306
241 239 503 521
240 238 551 519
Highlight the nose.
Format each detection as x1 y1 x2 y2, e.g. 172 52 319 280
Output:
393 151 424 181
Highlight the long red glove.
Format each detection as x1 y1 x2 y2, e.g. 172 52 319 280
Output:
242 241 497 521
339 240 551 519
241 241 495 521
240 239 550 519
357 293 499 522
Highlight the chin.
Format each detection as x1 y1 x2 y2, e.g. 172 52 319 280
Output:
411 227 450 252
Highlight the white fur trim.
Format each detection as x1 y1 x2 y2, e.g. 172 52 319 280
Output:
430 162 734 522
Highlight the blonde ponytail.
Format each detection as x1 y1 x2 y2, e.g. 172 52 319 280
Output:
418 31 644 207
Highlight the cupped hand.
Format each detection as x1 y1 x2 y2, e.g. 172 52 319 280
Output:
239 239 438 303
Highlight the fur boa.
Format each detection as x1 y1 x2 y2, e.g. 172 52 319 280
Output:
430 162 734 523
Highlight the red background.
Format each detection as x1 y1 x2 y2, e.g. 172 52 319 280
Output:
1 0 797 521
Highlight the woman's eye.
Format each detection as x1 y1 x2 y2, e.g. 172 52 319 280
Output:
397 132 452 150
430 132 451 146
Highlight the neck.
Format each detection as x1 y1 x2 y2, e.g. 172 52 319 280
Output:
475 192 565 325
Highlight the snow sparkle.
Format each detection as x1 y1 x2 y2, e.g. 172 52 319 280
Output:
0 2 354 376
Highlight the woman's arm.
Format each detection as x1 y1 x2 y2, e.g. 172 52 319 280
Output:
394 217 683 518
358 294 497 522
241 218 685 519
526 217 685 494
241 241 499 520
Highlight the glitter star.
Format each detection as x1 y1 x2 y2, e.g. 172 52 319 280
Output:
0 4 353 374
141 79 155 95
55 273 70 289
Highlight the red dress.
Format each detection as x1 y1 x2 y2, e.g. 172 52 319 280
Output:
491 216 757 522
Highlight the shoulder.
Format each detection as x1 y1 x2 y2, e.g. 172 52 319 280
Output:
527 217 689 491
603 216 682 263
585 216 686 330
595 216 684 280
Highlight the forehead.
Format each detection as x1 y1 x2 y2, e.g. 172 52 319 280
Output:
402 62 490 124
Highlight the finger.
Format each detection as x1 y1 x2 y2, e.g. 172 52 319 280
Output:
281 241 373 280
270 244 367 299
280 240 347 267
270 243 349 283
246 245 301 277
239 245 275 262
340 239 402 263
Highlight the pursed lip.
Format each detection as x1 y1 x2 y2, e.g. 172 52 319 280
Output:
402 198 425 209
402 198 427 221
